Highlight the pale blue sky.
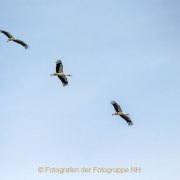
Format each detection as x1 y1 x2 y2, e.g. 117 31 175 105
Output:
1 0 180 180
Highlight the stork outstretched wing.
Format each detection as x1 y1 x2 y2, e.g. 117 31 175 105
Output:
13 39 29 49
56 60 63 73
0 30 14 38
111 100 122 112
120 114 133 126
58 75 68 86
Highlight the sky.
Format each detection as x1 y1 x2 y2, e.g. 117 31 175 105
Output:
0 0 180 180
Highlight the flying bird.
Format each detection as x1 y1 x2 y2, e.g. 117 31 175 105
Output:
0 30 29 49
111 100 133 126
50 60 72 86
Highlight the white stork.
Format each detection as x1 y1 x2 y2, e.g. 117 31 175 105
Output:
0 30 29 49
111 100 133 126
50 60 72 86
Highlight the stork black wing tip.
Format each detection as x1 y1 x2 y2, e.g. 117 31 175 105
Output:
111 100 115 104
128 121 133 126
63 83 68 87
56 60 62 64
25 45 29 49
